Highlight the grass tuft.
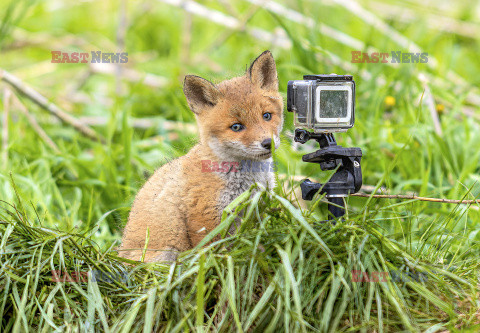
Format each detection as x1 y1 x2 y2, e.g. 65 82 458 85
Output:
1 188 478 331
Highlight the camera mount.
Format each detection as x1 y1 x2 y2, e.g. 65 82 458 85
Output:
295 129 362 220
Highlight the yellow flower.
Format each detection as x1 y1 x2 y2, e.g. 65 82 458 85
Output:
436 103 445 114
384 96 396 108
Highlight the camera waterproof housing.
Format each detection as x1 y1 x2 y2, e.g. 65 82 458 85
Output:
287 75 355 133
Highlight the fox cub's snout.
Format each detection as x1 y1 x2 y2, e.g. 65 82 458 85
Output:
119 50 283 262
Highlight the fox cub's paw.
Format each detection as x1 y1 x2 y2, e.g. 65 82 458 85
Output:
152 246 180 263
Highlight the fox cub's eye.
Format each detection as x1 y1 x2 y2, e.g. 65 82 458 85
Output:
263 113 272 121
230 123 244 132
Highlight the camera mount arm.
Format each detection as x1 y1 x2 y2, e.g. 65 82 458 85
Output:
294 129 363 219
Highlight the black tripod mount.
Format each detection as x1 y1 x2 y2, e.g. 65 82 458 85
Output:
295 129 363 220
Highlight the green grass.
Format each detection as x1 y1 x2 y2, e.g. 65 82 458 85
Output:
1 186 479 331
1 0 480 331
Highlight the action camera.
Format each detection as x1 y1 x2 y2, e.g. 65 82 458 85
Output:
288 74 362 221
287 74 355 133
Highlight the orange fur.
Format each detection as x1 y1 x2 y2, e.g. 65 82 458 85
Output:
118 50 283 262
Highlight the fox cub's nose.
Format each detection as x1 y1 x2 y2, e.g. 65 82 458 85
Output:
261 138 272 150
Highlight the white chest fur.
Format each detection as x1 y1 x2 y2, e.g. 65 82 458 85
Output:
216 158 276 215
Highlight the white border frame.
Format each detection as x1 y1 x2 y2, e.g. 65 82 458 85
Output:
314 86 352 124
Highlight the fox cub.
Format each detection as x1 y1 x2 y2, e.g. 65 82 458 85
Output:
118 50 283 262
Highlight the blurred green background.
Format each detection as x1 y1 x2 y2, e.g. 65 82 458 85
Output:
1 0 480 247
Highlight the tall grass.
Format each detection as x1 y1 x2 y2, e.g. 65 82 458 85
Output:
1 186 478 331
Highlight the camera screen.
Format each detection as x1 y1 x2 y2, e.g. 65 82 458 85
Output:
314 85 352 126
319 90 348 118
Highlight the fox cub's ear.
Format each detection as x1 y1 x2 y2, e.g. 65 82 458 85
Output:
183 75 222 115
248 50 278 92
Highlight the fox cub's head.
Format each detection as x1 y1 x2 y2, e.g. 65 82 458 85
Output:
183 50 283 161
